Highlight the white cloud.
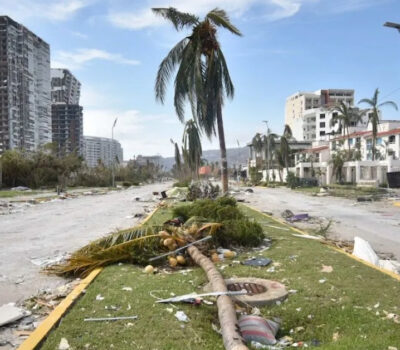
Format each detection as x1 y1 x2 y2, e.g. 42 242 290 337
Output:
51 48 140 70
107 0 310 30
0 0 92 22
71 31 89 39
83 108 180 158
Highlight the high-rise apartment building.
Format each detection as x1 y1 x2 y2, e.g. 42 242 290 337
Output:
51 69 83 155
0 16 51 153
284 89 366 141
83 136 123 168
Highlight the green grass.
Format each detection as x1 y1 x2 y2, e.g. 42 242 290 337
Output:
0 190 42 198
39 205 400 350
294 184 387 199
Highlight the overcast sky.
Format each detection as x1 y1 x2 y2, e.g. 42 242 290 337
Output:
1 0 399 159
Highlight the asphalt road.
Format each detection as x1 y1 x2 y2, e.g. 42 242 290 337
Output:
0 183 170 305
244 186 400 260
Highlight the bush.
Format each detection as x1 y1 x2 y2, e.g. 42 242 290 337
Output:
173 197 264 247
173 180 190 187
122 181 132 187
286 171 300 189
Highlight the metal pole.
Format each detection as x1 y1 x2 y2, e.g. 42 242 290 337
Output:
111 117 118 188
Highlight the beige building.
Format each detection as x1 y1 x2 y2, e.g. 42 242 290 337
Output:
285 89 355 141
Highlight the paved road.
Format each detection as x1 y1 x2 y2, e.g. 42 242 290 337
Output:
245 186 400 260
0 183 170 305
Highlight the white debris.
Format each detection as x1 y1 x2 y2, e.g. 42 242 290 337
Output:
0 303 30 326
175 311 189 322
374 302 380 309
58 338 70 350
319 278 327 284
122 287 132 292
292 233 322 240
96 294 104 301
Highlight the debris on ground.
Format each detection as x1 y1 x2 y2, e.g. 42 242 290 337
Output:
174 311 189 322
287 213 309 222
0 304 30 326
96 294 104 301
30 253 69 267
83 316 138 322
281 210 294 219
292 233 322 240
239 315 280 346
58 337 70 350
245 188 254 193
242 257 272 267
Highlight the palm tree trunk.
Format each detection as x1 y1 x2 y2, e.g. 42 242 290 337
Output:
187 245 248 350
217 98 228 193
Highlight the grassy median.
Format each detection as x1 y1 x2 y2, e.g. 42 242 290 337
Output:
39 205 400 350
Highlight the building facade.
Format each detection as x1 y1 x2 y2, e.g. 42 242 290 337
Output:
0 16 51 154
83 136 123 168
51 69 83 155
285 89 359 142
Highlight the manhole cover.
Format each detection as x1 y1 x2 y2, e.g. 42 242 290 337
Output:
227 282 267 295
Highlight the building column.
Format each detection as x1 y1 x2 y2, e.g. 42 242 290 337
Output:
355 161 361 183
299 164 305 178
376 166 383 184
326 165 332 185
396 135 400 160
346 166 351 183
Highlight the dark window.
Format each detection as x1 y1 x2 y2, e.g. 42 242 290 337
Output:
389 135 395 144
320 114 325 119
320 131 325 136
320 122 325 128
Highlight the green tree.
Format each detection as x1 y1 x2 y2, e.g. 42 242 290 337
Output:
153 7 241 193
359 88 398 160
280 124 292 176
182 119 203 177
262 132 277 180
330 101 363 156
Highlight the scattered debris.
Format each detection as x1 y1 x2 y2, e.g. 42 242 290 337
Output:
319 278 327 284
321 265 333 273
84 316 138 322
242 257 272 267
332 332 340 342
0 303 30 326
174 311 189 322
95 294 104 301
292 233 322 240
122 287 132 292
239 315 280 346
157 291 247 304
58 337 70 350
245 188 254 193
287 213 309 222
281 210 294 219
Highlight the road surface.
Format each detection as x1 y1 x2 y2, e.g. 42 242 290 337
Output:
244 186 400 260
0 183 170 305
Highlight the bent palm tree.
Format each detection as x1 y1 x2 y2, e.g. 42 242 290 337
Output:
359 88 398 160
153 7 242 193
330 102 363 156
183 119 203 177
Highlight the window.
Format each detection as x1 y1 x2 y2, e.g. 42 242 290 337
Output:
320 114 325 119
376 138 382 145
366 139 372 150
320 122 325 128
320 131 325 136
332 112 338 118
348 138 353 145
389 135 395 144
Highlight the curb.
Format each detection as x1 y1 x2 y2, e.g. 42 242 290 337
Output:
17 206 159 350
242 203 400 282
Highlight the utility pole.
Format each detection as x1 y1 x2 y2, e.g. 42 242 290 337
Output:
111 117 118 188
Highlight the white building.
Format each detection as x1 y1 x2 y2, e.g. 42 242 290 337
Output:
0 16 51 153
83 136 123 168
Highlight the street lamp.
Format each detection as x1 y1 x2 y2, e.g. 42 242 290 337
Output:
384 22 400 32
111 117 118 188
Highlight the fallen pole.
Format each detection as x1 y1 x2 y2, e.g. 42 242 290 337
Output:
84 316 138 322
157 290 247 303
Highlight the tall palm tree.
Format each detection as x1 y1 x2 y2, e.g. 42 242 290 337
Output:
182 119 202 177
330 101 363 156
280 124 292 176
359 88 398 160
262 132 277 180
170 139 182 174
251 133 263 161
153 7 242 193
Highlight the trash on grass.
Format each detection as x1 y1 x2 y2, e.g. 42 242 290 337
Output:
95 294 104 301
84 316 138 322
122 287 132 292
58 338 70 350
175 311 189 322
239 315 280 346
321 265 333 273
157 290 247 304
242 257 272 267
292 233 322 240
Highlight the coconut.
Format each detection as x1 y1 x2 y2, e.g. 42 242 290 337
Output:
223 250 237 259
168 242 178 251
163 238 174 247
144 265 154 274
169 257 178 268
176 255 186 265
211 253 220 263
158 231 170 239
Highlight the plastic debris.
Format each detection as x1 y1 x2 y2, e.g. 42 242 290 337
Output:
292 233 322 240
332 332 340 342
242 257 272 267
95 294 104 301
287 213 309 222
319 278 327 284
58 338 70 350
281 210 294 219
122 287 132 292
174 311 189 322
84 316 138 322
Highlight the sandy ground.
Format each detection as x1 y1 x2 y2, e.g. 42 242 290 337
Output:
0 183 171 305
243 186 400 260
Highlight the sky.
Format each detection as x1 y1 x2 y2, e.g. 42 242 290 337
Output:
1 0 400 159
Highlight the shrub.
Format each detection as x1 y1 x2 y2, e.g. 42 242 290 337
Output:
173 197 264 247
286 171 300 189
122 181 132 187
173 180 190 187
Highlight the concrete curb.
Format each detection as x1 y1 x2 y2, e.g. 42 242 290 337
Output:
242 203 400 282
17 206 159 350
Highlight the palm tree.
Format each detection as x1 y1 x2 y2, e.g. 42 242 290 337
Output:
251 133 263 163
280 124 292 176
182 119 202 177
153 7 242 193
170 139 182 174
359 88 398 160
262 132 277 180
330 102 363 156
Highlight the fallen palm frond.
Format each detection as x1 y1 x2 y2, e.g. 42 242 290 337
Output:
46 222 223 277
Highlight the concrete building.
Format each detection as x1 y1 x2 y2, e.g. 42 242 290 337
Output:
0 16 51 154
285 89 358 141
51 69 83 155
83 136 123 168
